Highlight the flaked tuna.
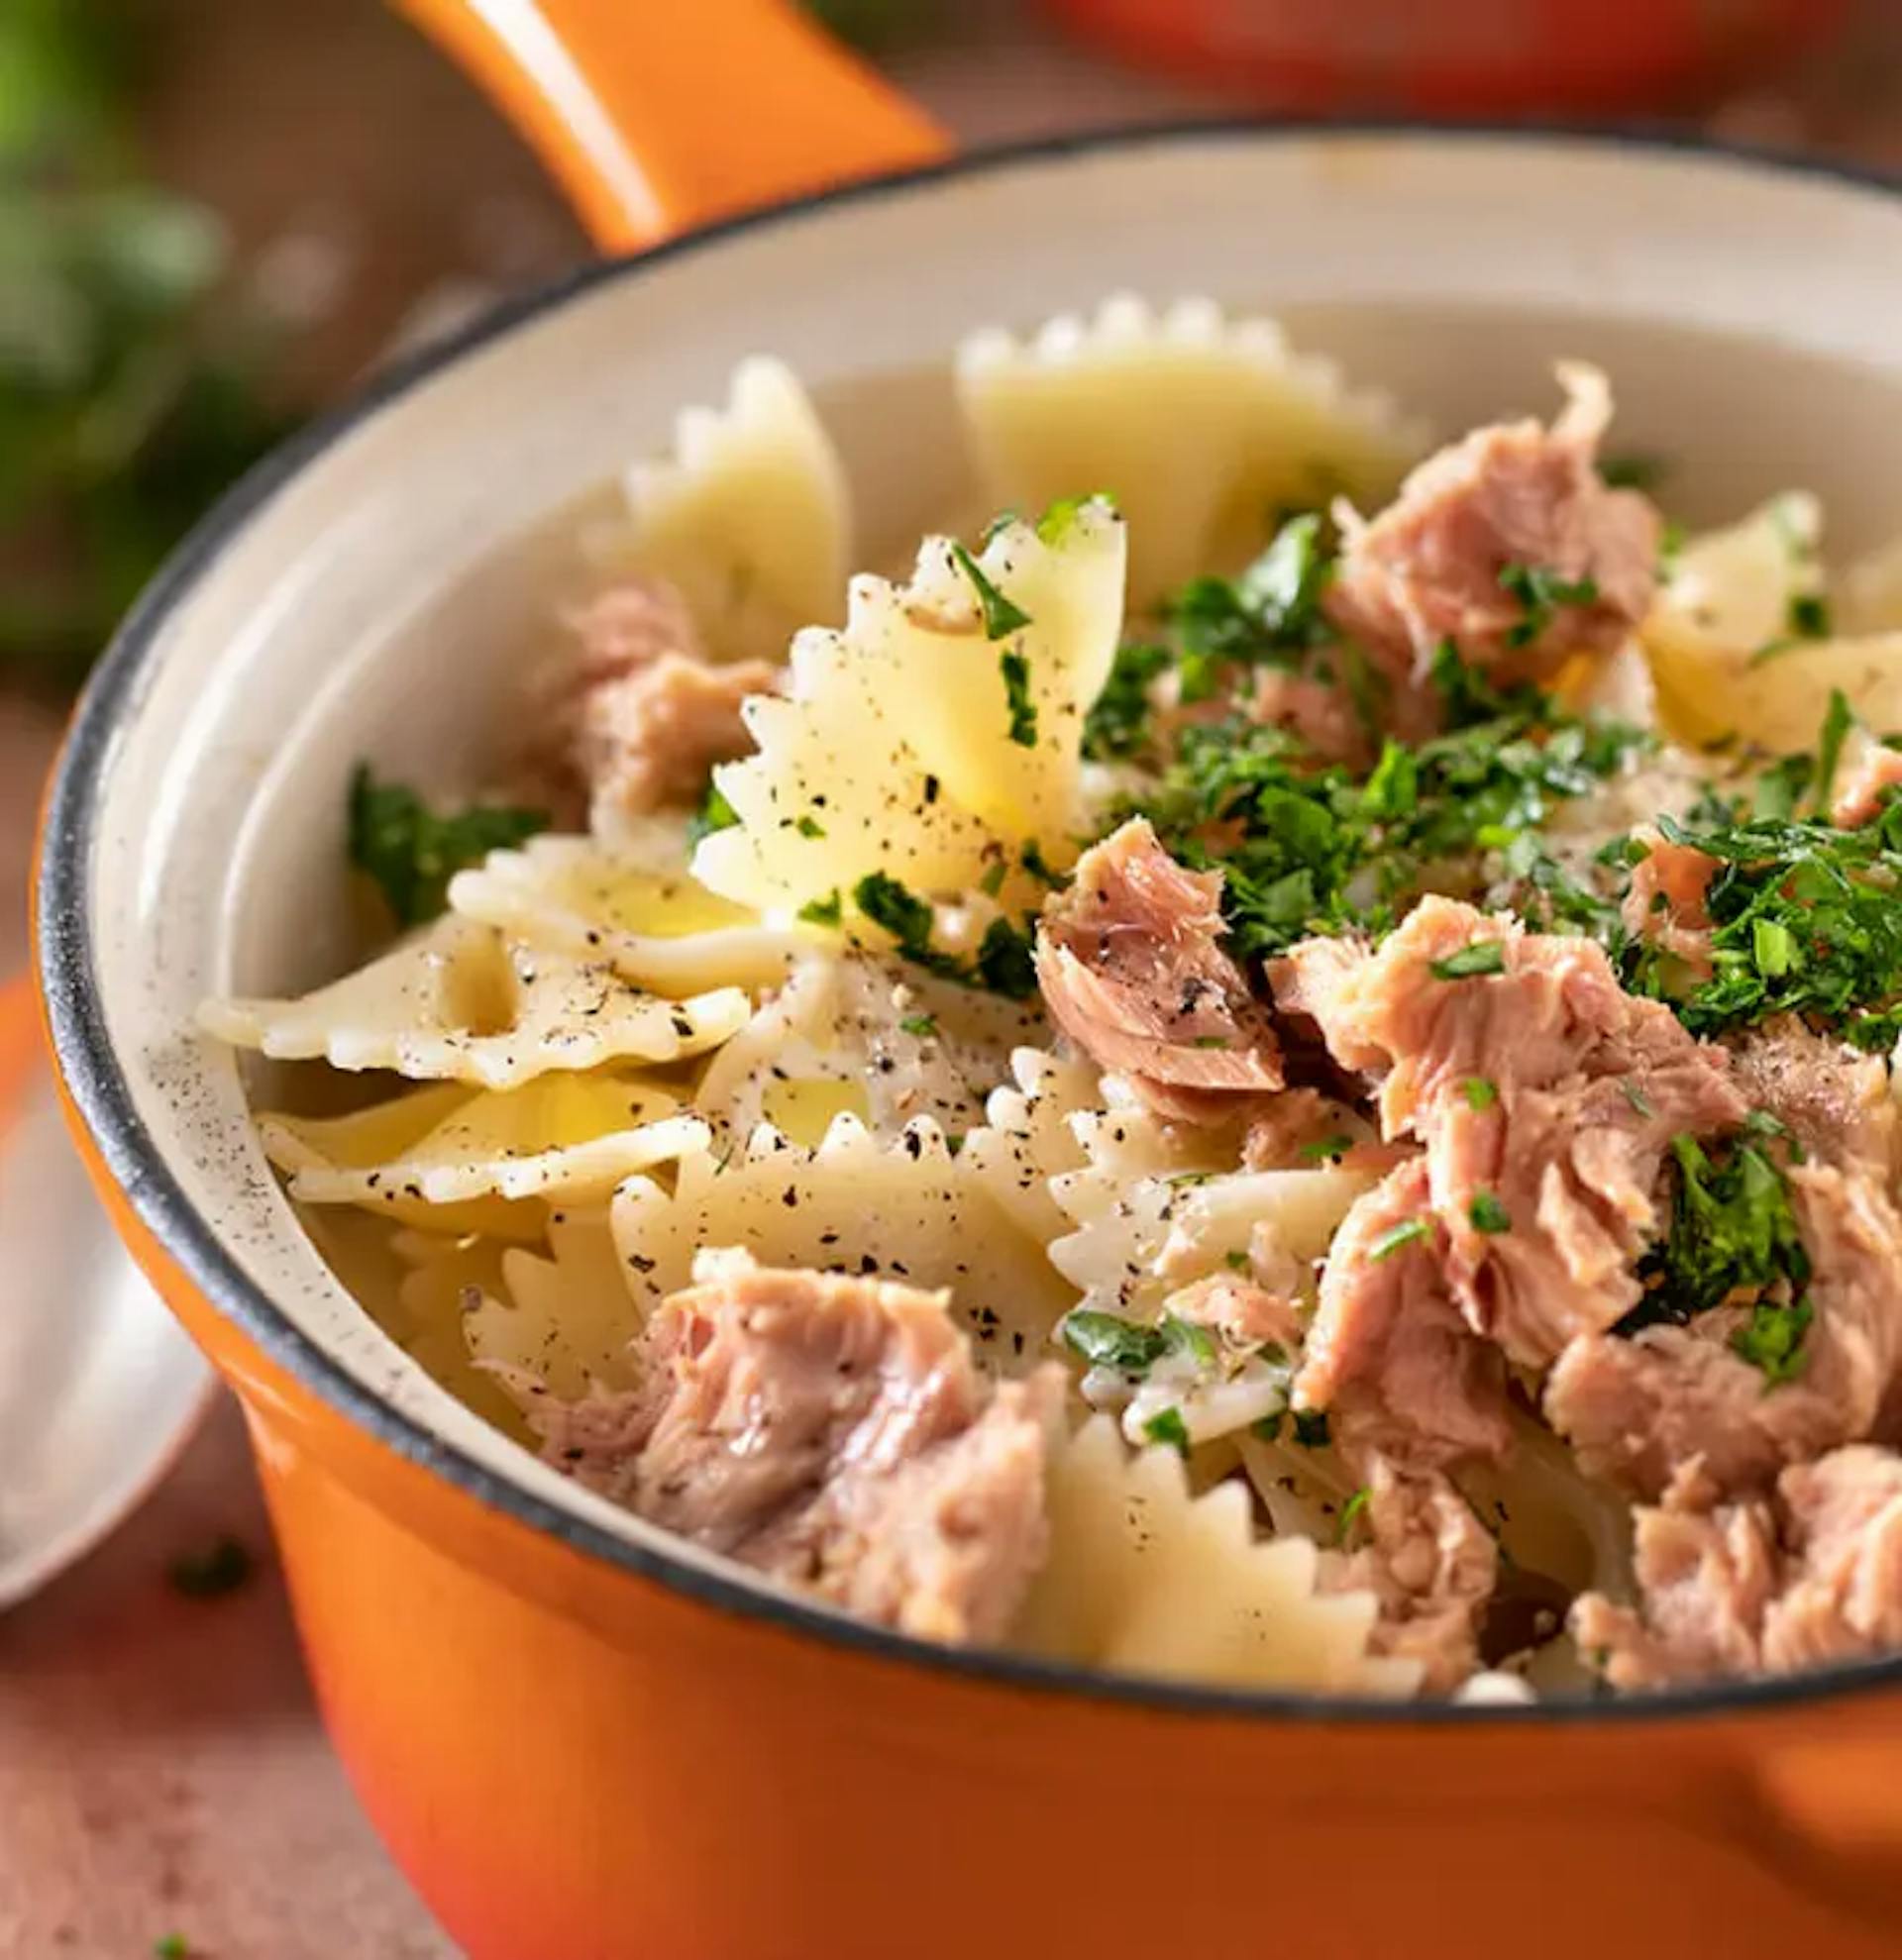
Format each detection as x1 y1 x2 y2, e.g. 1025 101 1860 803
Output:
1036 819 1283 1122
1574 1446 1902 1688
1619 827 1717 982
1272 896 1744 1367
531 1253 1060 1643
1546 1160 1902 1498
1295 1160 1512 1470
1733 1016 1899 1185
1330 1453 1500 1693
580 651 780 820
1323 364 1660 699
534 573 782 821
1831 739 1902 829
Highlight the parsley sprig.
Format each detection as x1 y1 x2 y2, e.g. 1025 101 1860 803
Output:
851 871 1036 1000
348 766 548 928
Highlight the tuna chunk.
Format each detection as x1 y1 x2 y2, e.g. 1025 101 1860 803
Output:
533 574 782 823
1323 364 1660 699
1732 1016 1899 1185
1573 1446 1902 1688
1271 896 1744 1367
580 650 780 820
1619 827 1717 982
1330 1453 1501 1693
1295 1160 1513 1470
1831 739 1902 829
1036 819 1283 1122
1546 1160 1902 1499
1247 669 1372 768
531 1253 1060 1643
1161 1273 1304 1352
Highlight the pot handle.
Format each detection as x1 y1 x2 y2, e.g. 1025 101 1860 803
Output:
391 0 950 252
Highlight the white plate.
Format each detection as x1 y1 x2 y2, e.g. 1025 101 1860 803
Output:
0 1067 212 1609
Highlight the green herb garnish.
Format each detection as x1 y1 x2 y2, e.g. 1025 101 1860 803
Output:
685 777 740 847
949 541 1032 639
1467 1191 1512 1235
798 888 843 929
794 813 826 840
1497 562 1601 648
1620 1130 1809 1334
1062 1309 1170 1373
1336 1486 1372 1545
1732 1294 1814 1386
1291 1407 1331 1449
898 1013 937 1039
1299 1133 1356 1163
1142 1406 1192 1454
1430 940 1506 980
1000 647 1037 747
1082 641 1171 761
1369 1218 1429 1262
347 766 547 929
1461 1077 1499 1111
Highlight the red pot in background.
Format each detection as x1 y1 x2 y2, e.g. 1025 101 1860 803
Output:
1041 0 1852 114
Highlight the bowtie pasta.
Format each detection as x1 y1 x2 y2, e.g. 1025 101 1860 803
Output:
204 303 1902 1701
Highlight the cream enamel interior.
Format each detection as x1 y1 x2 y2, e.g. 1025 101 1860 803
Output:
75 131 1902 1583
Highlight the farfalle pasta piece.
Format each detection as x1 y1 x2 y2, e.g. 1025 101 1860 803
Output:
690 500 1126 914
1050 1129 1376 1319
609 1112 1076 1364
624 356 851 664
200 916 749 1090
259 1072 706 1229
956 294 1424 605
1644 493 1902 749
1012 1417 1420 1695
466 1210 642 1404
448 832 806 997
693 955 1047 1147
960 1046 1100 1245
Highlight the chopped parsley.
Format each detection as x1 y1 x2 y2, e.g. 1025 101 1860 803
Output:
797 888 843 929
1000 647 1038 747
685 777 740 848
898 1013 937 1039
1814 685 1855 813
1062 1308 1170 1373
1131 642 1645 963
1467 1191 1512 1235
949 541 1032 639
1163 511 1335 703
1035 491 1114 544
166 1535 254 1600
1083 641 1171 760
1618 749 1902 1039
1299 1132 1356 1162
1497 562 1601 648
1430 940 1506 980
1599 453 1667 492
1336 1486 1372 1545
794 813 826 840
1291 1407 1331 1449
153 1938 190 1960
1461 1077 1499 1111
1788 592 1833 640
1732 1294 1815 1386
1369 1217 1429 1262
850 873 1037 999
347 766 548 928
1143 1406 1192 1454
1620 1130 1810 1334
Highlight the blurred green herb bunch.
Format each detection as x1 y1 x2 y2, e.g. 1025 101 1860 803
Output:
0 0 294 691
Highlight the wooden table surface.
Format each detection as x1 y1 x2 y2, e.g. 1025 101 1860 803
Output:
5 2 1901 1953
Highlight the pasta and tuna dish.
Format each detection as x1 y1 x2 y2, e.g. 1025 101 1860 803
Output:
202 297 1902 1701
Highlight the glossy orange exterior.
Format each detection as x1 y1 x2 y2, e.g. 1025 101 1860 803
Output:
390 0 948 251
33 4 1902 1954
36 1097 1902 1958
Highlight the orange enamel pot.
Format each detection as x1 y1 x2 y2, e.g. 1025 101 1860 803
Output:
34 4 1902 1954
